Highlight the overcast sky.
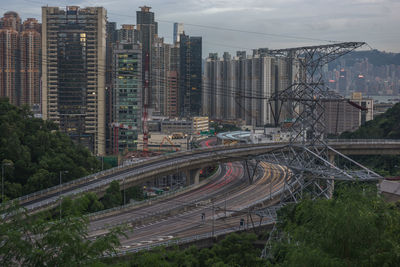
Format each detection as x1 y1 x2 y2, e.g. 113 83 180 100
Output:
2 0 400 56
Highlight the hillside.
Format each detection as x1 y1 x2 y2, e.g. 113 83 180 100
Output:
329 49 400 68
0 98 101 200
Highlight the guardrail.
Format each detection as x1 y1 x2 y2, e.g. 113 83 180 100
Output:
13 139 400 207
327 139 400 143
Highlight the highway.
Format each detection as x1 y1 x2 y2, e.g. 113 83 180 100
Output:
85 138 289 253
15 139 393 212
114 161 288 253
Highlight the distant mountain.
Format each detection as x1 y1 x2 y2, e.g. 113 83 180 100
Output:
334 49 400 67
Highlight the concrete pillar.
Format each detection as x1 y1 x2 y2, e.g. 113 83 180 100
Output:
328 153 335 164
185 168 201 185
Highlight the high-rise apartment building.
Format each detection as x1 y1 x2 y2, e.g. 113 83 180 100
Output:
0 12 20 105
203 51 297 127
179 33 202 117
173 23 183 44
166 44 180 117
20 18 41 107
111 43 142 154
321 92 373 135
42 6 106 155
0 12 40 108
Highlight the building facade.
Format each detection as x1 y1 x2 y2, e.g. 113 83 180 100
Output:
203 52 279 127
173 23 183 44
42 6 106 155
111 43 142 154
0 12 20 106
179 33 202 117
20 18 41 107
0 11 41 108
136 6 157 110
321 92 374 135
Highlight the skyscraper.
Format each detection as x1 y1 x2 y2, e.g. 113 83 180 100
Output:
136 6 157 110
179 33 202 117
203 51 298 127
20 18 41 107
173 23 183 44
0 12 20 105
105 21 118 154
112 43 142 154
42 6 107 155
338 69 347 94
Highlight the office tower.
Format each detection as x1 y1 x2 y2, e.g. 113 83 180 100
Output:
42 6 107 155
152 37 169 116
20 18 41 107
173 23 183 44
105 21 118 154
338 69 347 94
179 33 202 117
356 74 366 92
136 6 157 110
118 24 138 43
0 11 20 105
111 43 142 154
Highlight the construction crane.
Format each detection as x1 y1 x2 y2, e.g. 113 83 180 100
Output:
159 136 179 152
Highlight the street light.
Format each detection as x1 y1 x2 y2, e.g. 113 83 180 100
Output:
1 161 12 203
59 170 69 220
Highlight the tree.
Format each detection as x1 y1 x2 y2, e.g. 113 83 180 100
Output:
0 98 103 199
0 202 124 266
102 181 122 209
267 186 400 266
126 186 144 202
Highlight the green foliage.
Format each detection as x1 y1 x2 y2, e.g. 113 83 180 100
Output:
0 202 124 266
0 99 102 200
102 181 123 209
57 192 104 218
125 186 144 202
104 233 265 266
267 186 400 266
210 122 241 134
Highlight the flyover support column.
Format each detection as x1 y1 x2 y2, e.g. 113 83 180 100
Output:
185 168 201 185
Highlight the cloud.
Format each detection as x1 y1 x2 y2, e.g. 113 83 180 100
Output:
199 6 274 14
1 0 400 53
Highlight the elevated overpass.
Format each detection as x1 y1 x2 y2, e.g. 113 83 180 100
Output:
15 139 400 212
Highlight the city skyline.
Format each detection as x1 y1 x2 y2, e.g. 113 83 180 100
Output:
1 0 400 55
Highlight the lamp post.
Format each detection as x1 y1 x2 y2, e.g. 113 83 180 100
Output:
1 161 12 202
59 170 68 220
